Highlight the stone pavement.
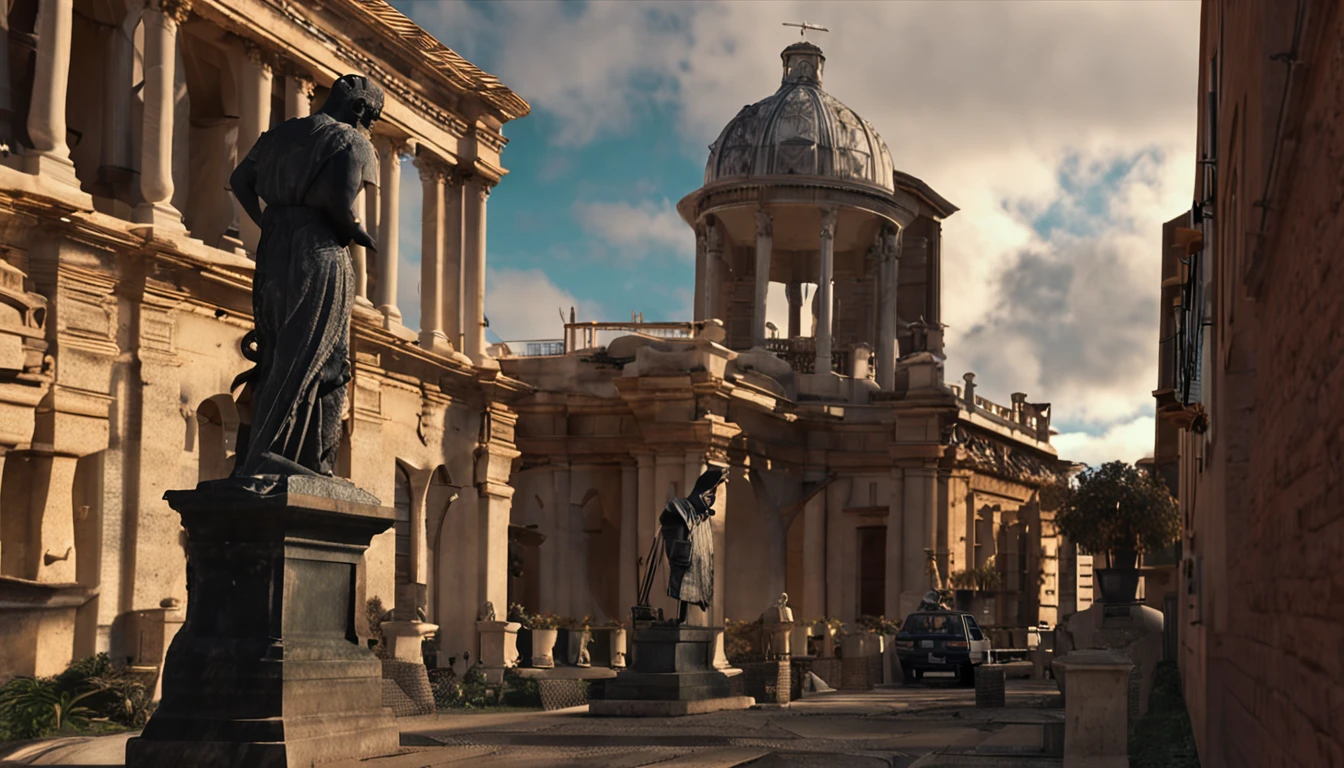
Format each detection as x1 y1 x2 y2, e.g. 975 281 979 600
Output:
0 675 1065 768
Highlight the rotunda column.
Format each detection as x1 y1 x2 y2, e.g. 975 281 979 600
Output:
876 226 902 389
693 223 708 321
704 218 723 322
814 207 837 373
752 210 773 347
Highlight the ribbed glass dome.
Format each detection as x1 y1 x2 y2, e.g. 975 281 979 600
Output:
704 41 895 192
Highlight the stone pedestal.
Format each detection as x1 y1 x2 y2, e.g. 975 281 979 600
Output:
1055 650 1133 768
476 620 521 684
1056 601 1163 716
125 476 399 768
589 625 753 717
382 620 437 663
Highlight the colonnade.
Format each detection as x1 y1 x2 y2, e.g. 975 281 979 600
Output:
18 0 494 364
711 204 903 385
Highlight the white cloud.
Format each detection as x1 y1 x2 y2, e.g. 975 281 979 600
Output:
573 199 689 259
1053 415 1158 469
406 0 1202 453
485 268 603 342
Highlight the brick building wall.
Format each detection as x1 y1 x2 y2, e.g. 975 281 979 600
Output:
1164 1 1344 766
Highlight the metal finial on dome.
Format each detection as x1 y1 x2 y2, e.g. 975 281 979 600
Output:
782 21 829 39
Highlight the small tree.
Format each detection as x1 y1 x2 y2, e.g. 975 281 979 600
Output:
1054 461 1180 567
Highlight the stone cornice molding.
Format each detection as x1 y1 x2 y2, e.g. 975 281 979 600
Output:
755 209 773 239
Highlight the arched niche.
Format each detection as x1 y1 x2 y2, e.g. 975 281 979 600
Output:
196 393 239 482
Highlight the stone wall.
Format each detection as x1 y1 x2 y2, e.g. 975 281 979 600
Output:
1174 1 1344 766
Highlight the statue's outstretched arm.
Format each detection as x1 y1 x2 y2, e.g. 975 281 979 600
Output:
230 157 264 228
312 150 377 252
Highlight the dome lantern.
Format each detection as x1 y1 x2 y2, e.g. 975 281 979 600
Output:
781 41 825 86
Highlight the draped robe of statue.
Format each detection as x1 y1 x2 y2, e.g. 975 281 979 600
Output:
660 493 716 610
231 113 379 478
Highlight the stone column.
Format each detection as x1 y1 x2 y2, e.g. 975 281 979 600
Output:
356 180 377 304
348 187 369 303
752 210 773 348
236 42 272 255
900 464 939 616
375 137 403 327
0 0 12 143
441 170 465 350
786 282 802 339
25 0 77 186
693 223 708 321
814 208 838 373
283 73 313 121
97 17 135 205
133 0 191 229
416 155 448 352
463 175 491 364
704 218 723 323
618 462 638 617
876 227 902 389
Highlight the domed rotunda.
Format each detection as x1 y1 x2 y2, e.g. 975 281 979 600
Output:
678 39 958 391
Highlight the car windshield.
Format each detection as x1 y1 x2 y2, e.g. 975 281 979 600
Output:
902 613 964 637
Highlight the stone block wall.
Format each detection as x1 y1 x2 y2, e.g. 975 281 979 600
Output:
1177 2 1344 767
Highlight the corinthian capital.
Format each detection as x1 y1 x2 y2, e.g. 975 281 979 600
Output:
755 210 773 239
243 40 273 73
152 0 193 23
819 207 837 241
413 153 445 183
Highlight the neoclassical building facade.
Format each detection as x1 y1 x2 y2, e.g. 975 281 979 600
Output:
499 42 1073 634
0 0 528 680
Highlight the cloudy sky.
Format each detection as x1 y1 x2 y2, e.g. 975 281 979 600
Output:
386 0 1202 468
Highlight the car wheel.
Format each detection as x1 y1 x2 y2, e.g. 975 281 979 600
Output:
914 669 924 681
901 663 917 684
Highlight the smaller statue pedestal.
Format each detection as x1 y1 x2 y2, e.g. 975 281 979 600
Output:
476 620 522 684
383 620 438 663
125 476 399 768
590 625 753 717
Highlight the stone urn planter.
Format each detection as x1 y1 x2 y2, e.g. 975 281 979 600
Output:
1095 548 1140 604
530 628 558 668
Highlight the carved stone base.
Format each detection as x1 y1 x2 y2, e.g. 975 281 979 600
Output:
595 625 752 716
124 476 399 768
132 200 186 231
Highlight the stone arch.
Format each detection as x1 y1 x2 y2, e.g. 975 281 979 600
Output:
196 394 239 482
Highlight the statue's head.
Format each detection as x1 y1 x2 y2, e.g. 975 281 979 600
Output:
320 74 385 133
689 466 728 514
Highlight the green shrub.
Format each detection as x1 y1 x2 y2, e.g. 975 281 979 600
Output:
1 653 161 740
500 668 541 708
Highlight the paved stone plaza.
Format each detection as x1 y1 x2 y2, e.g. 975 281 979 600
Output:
0 678 1067 768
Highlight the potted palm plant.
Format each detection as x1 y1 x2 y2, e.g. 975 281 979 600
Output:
1053 461 1180 604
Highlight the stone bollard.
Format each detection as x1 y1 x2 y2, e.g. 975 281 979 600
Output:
975 666 1006 708
1054 650 1134 768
